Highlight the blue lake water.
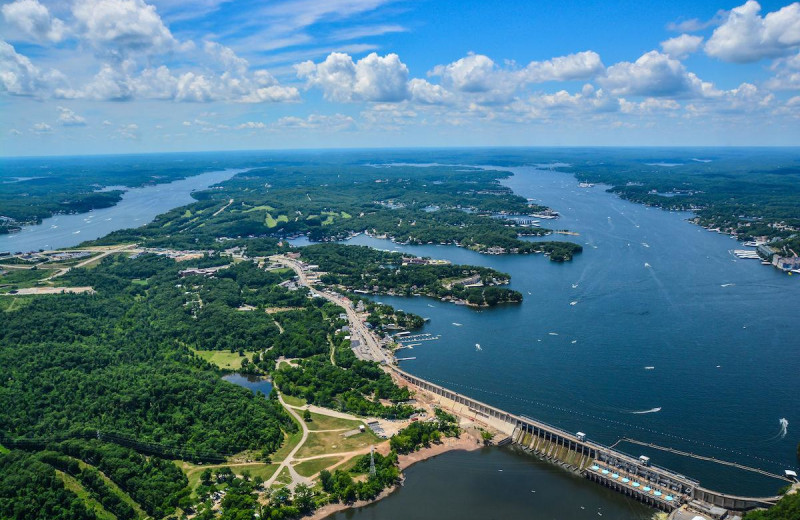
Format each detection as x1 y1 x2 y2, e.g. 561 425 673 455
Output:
0 168 244 253
328 447 653 520
301 166 799 497
223 373 273 397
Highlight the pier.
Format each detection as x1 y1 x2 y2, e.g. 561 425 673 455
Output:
391 367 785 516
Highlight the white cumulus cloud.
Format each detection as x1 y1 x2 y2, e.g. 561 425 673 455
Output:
296 52 409 102
766 51 800 89
72 0 179 60
705 1 800 63
661 34 704 59
2 0 66 42
0 40 65 96
430 53 496 93
522 51 605 82
600 51 715 98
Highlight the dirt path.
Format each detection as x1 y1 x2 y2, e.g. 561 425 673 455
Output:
45 245 137 281
328 335 336 366
265 393 312 490
212 198 234 217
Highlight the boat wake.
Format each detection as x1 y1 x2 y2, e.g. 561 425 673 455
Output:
452 322 462 327
631 407 661 414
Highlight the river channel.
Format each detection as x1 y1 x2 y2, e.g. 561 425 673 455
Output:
0 168 244 253
298 165 799 501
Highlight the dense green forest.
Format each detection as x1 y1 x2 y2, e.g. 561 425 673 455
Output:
743 492 800 520
0 247 450 518
273 348 415 419
299 243 523 306
0 253 304 517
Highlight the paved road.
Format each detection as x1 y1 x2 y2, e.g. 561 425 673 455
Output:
270 255 393 365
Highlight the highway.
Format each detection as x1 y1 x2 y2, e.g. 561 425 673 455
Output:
269 255 394 365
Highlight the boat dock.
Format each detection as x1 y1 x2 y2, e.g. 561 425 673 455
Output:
395 333 440 343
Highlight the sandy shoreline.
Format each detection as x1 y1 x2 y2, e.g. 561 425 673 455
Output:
307 435 483 520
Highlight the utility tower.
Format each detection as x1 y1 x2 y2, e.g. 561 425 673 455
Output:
369 445 376 477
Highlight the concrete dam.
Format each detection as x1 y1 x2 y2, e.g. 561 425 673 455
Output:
392 367 791 518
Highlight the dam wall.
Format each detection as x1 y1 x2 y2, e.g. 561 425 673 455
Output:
391 367 783 513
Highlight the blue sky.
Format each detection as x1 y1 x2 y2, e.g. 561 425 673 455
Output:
1 0 799 155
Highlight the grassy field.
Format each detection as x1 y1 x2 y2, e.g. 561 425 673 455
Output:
274 467 292 485
271 420 303 463
56 470 116 520
335 455 366 474
233 463 280 482
72 458 147 518
243 205 275 213
306 412 363 432
281 394 306 407
296 430 380 459
193 349 247 370
183 462 279 492
0 268 53 290
265 213 289 228
293 456 343 478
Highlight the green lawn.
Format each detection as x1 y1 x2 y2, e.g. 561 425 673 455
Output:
271 419 303 463
274 467 292 485
265 214 289 228
281 394 306 407
56 470 116 520
335 455 365 475
72 459 147 519
293 456 342 478
296 430 380 459
193 349 247 370
233 463 280 482
306 411 363 432
244 205 275 213
184 462 279 492
0 268 53 290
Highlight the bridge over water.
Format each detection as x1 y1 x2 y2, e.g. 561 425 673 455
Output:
391 367 787 516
